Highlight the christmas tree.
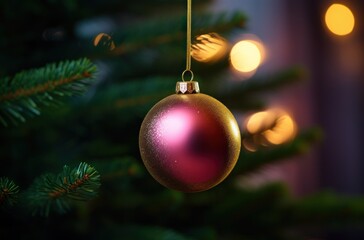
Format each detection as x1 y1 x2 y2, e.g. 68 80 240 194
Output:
1 0 364 239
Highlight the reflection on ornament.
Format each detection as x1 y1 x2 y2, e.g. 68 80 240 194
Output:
139 81 241 192
192 33 227 63
243 109 297 152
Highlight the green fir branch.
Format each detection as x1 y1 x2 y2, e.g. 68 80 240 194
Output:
237 66 306 93
217 67 306 110
235 127 323 174
286 192 364 226
0 58 97 126
26 162 101 216
208 183 289 229
82 77 174 124
99 11 246 58
0 177 20 207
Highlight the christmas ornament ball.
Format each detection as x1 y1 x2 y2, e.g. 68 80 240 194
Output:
139 81 241 192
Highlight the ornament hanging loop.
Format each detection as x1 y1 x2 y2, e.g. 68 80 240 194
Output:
181 0 193 82
182 69 194 82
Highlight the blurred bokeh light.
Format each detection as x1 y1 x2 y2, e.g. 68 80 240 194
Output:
192 33 228 63
243 109 297 152
230 39 264 74
325 3 355 36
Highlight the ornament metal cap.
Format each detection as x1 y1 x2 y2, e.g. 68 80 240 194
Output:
176 81 200 94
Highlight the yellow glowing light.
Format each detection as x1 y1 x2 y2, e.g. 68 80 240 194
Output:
263 114 296 145
230 40 262 73
325 4 355 36
244 109 297 150
192 33 227 63
246 111 271 134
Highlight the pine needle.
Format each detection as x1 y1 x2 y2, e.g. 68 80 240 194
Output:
26 162 101 216
0 58 97 127
0 177 20 207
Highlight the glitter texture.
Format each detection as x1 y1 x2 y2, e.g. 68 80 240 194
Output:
139 93 241 192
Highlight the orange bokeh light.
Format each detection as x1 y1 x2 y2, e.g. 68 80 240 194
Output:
243 109 297 151
325 4 355 36
192 33 228 63
230 40 264 73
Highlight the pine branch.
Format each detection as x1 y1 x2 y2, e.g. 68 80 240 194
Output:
286 192 364 226
0 58 97 127
93 157 145 182
91 11 246 62
81 77 174 124
236 66 306 93
0 177 20 207
235 128 322 175
206 183 289 236
26 162 100 216
217 67 306 110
